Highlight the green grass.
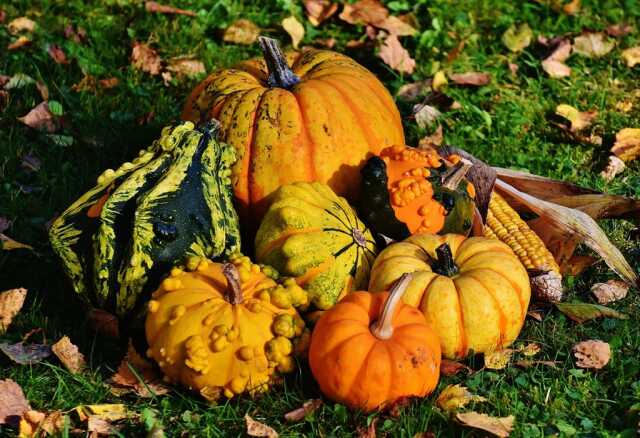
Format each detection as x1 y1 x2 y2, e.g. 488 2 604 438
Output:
1 0 640 436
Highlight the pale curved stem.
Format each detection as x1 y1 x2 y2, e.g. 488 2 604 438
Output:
371 273 413 340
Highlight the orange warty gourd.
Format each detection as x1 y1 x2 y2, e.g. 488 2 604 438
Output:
309 274 441 412
369 234 531 359
145 255 308 400
182 37 404 222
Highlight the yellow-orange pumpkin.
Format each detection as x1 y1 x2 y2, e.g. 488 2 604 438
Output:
369 234 531 359
309 274 441 412
182 37 404 222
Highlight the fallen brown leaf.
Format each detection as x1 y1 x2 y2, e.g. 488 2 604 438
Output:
145 1 196 16
19 410 65 437
0 10 5 23
0 379 31 426
64 25 87 44
1 233 33 251
419 125 444 149
51 336 86 374
508 62 519 75
223 19 260 45
562 0 581 14
0 342 51 365
8 36 31 51
0 90 8 113
0 288 27 334
573 339 610 369
555 301 627 323
518 342 541 357
378 16 417 36
109 340 170 397
17 101 59 133
606 23 633 37
542 39 572 78
88 309 119 338
621 46 640 68
357 417 377 438
131 42 162 75
379 34 415 74
284 399 322 422
48 44 68 64
449 72 491 86
314 37 336 48
484 349 513 370
564 255 599 276
555 104 597 132
591 280 628 304
414 104 441 129
166 57 205 78
600 155 626 181
439 359 472 376
304 0 338 26
339 0 387 26
99 77 119 89
436 385 487 412
35 82 49 100
281 16 304 49
87 415 120 435
615 100 633 113
573 32 615 58
611 128 640 161
502 23 533 52
456 412 514 437
245 415 278 438
8 17 36 34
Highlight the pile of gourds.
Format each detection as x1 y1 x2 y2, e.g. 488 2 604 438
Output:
51 36 625 413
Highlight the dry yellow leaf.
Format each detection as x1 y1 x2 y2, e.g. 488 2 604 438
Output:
484 349 513 370
611 127 640 161
51 336 86 374
7 36 31 51
436 384 487 412
621 46 640 68
281 16 304 49
573 32 615 58
0 288 27 334
223 19 260 45
432 70 448 91
166 57 206 78
518 343 541 357
563 0 581 14
245 414 278 438
74 404 128 422
456 412 515 437
555 104 597 132
573 340 610 369
8 17 36 35
131 42 162 76
19 410 65 437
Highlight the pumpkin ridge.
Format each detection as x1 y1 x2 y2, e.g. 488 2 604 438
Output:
256 227 321 260
347 337 379 403
315 77 383 150
459 273 508 348
464 268 525 318
291 90 317 180
246 89 271 209
452 280 468 358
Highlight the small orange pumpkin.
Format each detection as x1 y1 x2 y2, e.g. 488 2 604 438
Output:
309 274 441 412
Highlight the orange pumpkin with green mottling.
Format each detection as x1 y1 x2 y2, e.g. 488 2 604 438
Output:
182 37 404 223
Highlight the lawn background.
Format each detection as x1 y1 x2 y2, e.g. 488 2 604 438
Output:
1 0 640 436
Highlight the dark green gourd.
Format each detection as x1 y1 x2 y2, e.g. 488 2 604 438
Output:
49 121 240 317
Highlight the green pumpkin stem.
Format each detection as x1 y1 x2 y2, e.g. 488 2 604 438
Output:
432 243 459 277
442 158 473 190
258 36 301 89
222 263 243 305
371 273 413 340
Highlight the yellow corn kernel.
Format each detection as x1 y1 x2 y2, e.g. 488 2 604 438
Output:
484 192 561 274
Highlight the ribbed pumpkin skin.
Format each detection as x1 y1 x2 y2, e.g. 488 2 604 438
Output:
145 255 308 400
49 122 240 317
255 182 377 310
182 49 405 221
309 291 441 412
369 234 531 359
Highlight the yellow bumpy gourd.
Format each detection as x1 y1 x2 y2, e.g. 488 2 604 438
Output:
145 254 308 400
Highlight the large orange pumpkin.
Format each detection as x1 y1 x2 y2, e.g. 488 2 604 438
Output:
309 274 441 412
182 37 404 222
369 234 531 359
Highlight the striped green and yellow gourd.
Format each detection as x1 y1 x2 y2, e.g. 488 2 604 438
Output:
49 121 240 317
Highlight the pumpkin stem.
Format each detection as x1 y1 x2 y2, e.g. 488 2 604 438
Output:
442 158 473 191
432 243 459 277
371 273 413 340
258 36 301 89
222 263 243 305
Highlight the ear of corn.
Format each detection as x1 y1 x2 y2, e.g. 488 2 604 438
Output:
485 192 560 274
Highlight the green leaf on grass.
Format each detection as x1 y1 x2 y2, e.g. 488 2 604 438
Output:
555 301 628 323
48 100 63 116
